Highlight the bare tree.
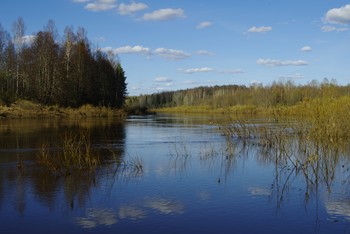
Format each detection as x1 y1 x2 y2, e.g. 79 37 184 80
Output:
12 17 26 96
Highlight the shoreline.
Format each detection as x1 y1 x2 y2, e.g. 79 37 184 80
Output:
0 100 126 120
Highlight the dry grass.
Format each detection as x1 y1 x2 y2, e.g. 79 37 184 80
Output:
0 100 126 119
37 131 100 175
220 96 350 191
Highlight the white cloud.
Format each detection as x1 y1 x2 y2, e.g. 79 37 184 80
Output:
279 73 305 80
247 26 272 33
301 46 312 52
257 58 308 67
155 77 173 82
21 35 36 45
183 80 198 85
118 2 148 15
142 8 185 21
101 46 191 61
179 67 215 74
196 50 214 56
154 48 190 60
221 69 244 74
94 36 106 42
85 0 117 11
321 25 348 32
324 4 350 24
196 21 212 29
101 45 151 56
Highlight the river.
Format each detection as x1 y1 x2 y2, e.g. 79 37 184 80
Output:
0 114 349 233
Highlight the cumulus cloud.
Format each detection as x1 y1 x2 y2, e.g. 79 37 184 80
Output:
196 21 212 29
247 26 272 33
101 45 151 55
154 48 190 60
301 46 312 52
102 46 190 61
257 58 308 67
155 77 173 82
221 69 244 74
279 73 305 80
196 50 214 56
21 35 36 45
142 8 185 21
183 80 198 85
321 25 348 32
179 67 215 74
118 2 148 15
324 4 350 24
85 0 117 11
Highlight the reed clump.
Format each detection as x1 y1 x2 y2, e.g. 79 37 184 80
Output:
221 96 350 190
37 131 100 175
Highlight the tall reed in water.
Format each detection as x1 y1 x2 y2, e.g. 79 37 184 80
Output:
37 131 100 175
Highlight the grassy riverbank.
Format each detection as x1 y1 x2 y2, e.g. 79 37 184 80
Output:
0 100 126 119
154 96 350 141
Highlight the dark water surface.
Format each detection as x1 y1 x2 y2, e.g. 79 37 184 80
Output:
0 115 350 233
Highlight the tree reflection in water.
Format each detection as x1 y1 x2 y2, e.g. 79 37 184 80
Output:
0 119 127 215
1 116 350 233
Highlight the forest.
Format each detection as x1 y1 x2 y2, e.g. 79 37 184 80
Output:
127 79 350 111
0 17 127 108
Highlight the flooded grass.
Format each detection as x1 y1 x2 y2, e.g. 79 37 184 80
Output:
2 114 350 233
37 131 100 175
220 97 350 202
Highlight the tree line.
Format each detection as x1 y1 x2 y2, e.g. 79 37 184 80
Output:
127 79 350 109
0 17 127 108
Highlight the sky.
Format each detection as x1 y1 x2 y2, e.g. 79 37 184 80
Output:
1 0 350 96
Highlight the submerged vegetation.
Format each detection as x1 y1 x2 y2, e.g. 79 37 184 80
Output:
37 129 143 177
217 96 350 200
37 131 100 175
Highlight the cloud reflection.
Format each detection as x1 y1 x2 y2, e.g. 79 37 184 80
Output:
248 187 272 197
197 191 211 201
144 198 184 215
76 208 117 229
119 205 146 220
326 200 350 220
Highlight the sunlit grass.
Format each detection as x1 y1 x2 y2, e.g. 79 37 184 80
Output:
0 100 126 119
219 96 350 193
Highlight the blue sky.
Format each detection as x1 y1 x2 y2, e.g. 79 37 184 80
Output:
1 0 350 95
